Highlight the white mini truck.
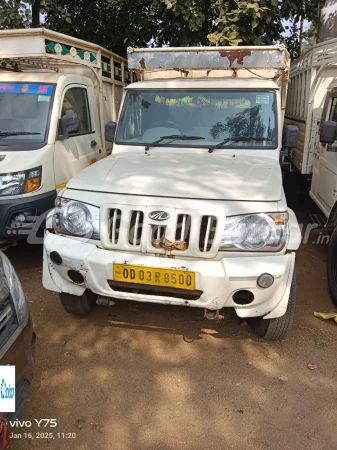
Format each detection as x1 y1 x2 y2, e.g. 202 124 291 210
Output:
43 46 302 340
0 28 128 245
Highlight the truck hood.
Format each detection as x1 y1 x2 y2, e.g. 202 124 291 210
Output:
67 153 282 201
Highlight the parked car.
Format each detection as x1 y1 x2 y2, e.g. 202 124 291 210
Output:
43 45 302 340
0 251 35 422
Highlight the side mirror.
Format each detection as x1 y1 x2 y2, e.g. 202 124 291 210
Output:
58 113 80 140
282 125 299 149
280 125 299 158
105 121 117 143
320 121 337 145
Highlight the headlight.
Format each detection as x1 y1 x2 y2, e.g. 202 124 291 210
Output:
0 166 42 196
0 252 29 325
220 212 288 251
53 197 100 240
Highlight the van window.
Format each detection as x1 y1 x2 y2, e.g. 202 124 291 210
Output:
0 83 54 146
329 97 337 122
61 87 92 135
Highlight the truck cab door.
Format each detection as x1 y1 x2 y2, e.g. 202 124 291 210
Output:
54 84 103 190
311 90 337 215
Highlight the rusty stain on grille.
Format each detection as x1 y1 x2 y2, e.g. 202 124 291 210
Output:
174 214 191 250
151 224 166 248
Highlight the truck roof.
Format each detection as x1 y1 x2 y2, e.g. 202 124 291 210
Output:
0 28 130 87
127 46 289 71
127 78 280 90
0 72 67 83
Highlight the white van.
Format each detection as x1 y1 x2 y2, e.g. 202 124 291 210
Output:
43 46 302 340
0 28 128 244
285 37 337 305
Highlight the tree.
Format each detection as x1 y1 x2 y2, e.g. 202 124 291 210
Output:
300 23 320 54
0 0 72 29
0 0 326 59
153 0 326 58
0 0 31 28
45 0 159 57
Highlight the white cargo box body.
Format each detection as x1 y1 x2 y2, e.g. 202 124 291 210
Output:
285 38 337 174
127 45 290 115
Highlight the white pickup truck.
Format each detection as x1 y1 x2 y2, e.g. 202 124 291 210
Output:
0 28 128 245
285 37 337 305
43 46 301 340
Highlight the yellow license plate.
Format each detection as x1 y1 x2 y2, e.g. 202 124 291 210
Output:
113 264 195 290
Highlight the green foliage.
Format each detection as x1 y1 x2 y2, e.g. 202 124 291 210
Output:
0 0 72 29
0 0 31 28
301 23 319 55
0 0 326 59
45 0 160 57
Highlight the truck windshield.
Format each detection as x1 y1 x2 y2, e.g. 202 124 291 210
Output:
116 89 277 149
0 83 54 146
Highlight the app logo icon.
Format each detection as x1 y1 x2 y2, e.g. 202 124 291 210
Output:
0 367 15 413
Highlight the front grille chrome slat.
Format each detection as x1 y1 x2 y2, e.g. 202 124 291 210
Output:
152 225 166 248
203 216 212 253
133 211 141 246
110 208 121 244
174 214 191 250
199 215 217 253
180 214 186 241
0 306 13 332
128 211 144 246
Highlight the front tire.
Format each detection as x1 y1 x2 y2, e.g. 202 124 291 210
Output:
251 268 297 340
59 290 96 315
327 227 337 307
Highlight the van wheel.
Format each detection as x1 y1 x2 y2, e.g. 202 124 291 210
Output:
59 291 96 315
251 268 297 340
327 227 337 307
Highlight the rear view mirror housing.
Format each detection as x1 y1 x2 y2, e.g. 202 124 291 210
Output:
58 113 80 140
282 125 299 149
105 121 117 143
320 121 337 145
280 125 299 157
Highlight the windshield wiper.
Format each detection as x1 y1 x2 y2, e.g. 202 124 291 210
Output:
208 136 273 153
0 131 41 139
145 135 205 151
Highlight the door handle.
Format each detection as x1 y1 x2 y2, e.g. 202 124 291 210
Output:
91 140 97 148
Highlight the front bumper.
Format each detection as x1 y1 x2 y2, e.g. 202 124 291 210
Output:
43 231 296 319
1 314 36 421
0 190 57 240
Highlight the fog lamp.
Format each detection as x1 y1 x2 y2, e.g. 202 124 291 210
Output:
257 273 274 288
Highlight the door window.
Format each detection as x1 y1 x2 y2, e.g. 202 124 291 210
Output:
61 87 92 136
329 97 337 122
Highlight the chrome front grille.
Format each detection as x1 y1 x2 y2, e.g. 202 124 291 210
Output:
0 306 13 333
102 205 223 258
199 216 217 253
0 294 17 346
128 211 144 246
109 208 121 244
175 214 191 246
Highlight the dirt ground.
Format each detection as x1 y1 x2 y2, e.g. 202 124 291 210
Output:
6 184 337 450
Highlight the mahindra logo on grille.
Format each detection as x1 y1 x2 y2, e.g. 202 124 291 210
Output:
148 210 170 221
